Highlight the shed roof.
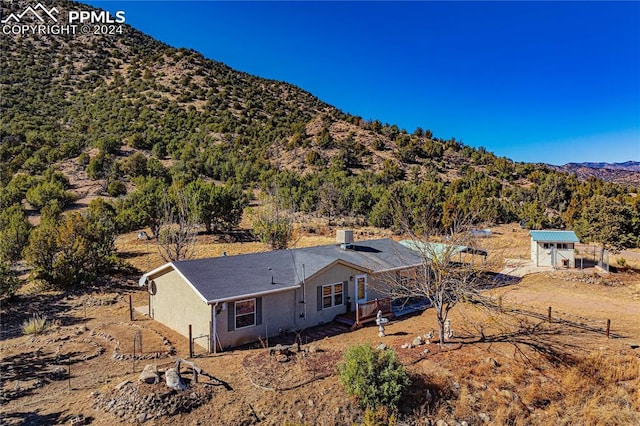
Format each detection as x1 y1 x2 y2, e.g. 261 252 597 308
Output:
529 230 580 243
141 238 422 304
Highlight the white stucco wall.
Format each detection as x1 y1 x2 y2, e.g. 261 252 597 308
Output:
531 241 575 268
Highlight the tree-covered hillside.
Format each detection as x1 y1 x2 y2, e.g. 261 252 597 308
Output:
1 0 638 292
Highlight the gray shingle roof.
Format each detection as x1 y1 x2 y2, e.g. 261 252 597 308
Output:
148 238 421 303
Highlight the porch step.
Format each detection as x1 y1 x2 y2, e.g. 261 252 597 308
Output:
334 315 356 326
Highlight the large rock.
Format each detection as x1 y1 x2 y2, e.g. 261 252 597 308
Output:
139 364 159 384
164 368 186 390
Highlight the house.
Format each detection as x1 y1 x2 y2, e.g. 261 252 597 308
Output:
529 230 580 268
138 231 422 351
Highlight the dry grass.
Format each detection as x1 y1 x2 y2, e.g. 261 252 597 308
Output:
21 314 47 335
418 316 640 425
557 351 640 425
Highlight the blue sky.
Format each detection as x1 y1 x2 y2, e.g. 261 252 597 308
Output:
86 1 640 165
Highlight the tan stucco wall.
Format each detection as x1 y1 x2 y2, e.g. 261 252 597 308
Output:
150 270 211 351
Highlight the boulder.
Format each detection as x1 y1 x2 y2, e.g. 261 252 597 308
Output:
412 336 424 346
114 380 131 390
139 364 160 384
165 368 186 391
478 413 490 423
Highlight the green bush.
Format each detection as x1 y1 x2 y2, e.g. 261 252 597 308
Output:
25 180 75 210
338 344 409 411
0 261 21 300
77 152 90 166
106 180 127 197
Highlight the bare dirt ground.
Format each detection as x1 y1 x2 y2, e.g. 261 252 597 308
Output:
2 224 639 425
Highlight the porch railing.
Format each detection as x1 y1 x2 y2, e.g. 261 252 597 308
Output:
355 298 393 328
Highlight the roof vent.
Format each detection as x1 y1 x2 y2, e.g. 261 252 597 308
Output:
337 230 354 248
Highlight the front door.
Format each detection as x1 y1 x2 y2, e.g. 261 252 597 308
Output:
355 274 367 305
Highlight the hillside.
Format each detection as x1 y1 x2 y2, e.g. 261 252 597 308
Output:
1 0 639 253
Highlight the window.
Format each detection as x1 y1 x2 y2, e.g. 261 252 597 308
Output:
322 283 344 309
543 243 570 250
235 298 256 329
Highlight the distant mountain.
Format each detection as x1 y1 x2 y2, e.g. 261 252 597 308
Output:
564 161 640 172
550 162 640 187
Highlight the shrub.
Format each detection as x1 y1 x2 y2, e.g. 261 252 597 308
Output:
152 142 167 159
305 150 325 167
25 180 75 210
0 261 21 300
338 344 409 411
22 314 47 335
77 152 90 167
251 209 293 250
106 180 127 197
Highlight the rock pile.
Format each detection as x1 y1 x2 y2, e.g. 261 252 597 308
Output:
551 272 622 287
92 380 214 423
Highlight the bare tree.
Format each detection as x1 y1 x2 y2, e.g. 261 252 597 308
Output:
250 187 300 250
379 212 495 346
250 200 295 250
157 189 199 262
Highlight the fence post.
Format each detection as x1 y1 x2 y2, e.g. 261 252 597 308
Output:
606 319 611 338
548 306 552 323
188 324 193 358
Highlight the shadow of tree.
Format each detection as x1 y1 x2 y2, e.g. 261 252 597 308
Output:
0 411 90 425
1 277 137 341
453 314 604 369
399 372 455 417
1 350 82 384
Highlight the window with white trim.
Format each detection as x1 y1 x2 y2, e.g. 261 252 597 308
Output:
235 298 256 329
322 283 344 309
